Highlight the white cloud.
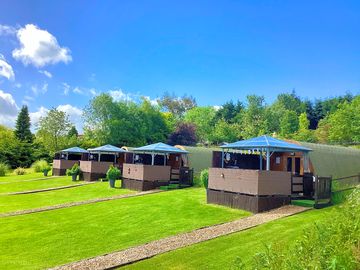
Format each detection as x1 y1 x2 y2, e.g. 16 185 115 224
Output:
144 96 159 106
62 82 70 95
22 95 35 105
14 83 22 88
0 89 19 127
213 105 222 111
39 70 52 78
12 24 72 67
109 89 132 102
89 88 98 97
0 54 15 80
73 87 83 94
31 82 48 95
0 24 16 36
57 104 83 132
29 106 49 129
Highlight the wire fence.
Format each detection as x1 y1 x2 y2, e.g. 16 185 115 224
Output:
332 174 360 193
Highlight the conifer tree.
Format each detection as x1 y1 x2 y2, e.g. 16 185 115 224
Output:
14 106 33 143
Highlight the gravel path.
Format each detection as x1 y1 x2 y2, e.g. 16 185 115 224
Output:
50 205 309 270
1 182 96 196
0 189 162 218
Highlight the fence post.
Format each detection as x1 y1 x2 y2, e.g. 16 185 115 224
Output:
314 175 318 206
358 172 360 184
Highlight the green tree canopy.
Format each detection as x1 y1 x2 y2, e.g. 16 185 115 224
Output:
158 92 197 117
327 96 360 144
280 110 299 138
184 106 216 143
36 108 72 155
241 95 267 138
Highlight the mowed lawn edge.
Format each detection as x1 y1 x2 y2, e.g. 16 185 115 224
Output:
0 176 80 194
0 181 135 214
0 188 250 270
121 207 333 270
0 172 49 182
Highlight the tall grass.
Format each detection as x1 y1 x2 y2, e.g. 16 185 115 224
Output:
0 163 9 176
31 160 51 173
233 186 360 269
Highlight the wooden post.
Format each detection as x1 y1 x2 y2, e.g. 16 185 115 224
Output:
266 148 270 171
259 149 263 171
163 154 166 166
98 153 101 162
221 149 224 168
314 175 318 206
151 153 155 165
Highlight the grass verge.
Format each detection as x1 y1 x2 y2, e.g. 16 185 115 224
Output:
121 207 333 270
0 176 80 194
0 188 249 270
0 181 133 214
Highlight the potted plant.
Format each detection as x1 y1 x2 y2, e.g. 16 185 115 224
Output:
106 165 121 188
66 163 80 181
43 165 51 177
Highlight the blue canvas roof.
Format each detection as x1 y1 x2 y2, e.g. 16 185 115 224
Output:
60 147 88 154
88 144 127 153
221 135 312 152
133 142 188 154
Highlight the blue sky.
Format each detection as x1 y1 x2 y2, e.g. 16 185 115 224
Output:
0 0 359 131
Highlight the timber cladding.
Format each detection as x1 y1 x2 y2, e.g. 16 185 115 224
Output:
123 164 171 182
121 178 169 191
80 161 114 174
207 189 290 213
53 159 79 170
208 168 291 196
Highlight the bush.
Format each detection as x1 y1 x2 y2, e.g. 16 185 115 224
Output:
200 169 209 188
0 163 9 176
66 163 80 176
233 187 360 270
106 165 121 180
14 167 26 175
31 159 50 173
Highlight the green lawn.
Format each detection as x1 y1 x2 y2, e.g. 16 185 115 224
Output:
122 207 333 270
0 181 134 214
0 171 46 182
0 176 79 194
0 188 249 270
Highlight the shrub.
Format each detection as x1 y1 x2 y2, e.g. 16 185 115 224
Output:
106 165 121 180
66 163 80 176
200 169 209 188
31 159 50 173
233 187 360 270
0 163 9 176
14 167 26 175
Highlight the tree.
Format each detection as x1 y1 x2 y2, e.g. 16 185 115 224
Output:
327 96 360 144
214 101 243 123
294 112 315 142
139 98 169 144
184 106 216 143
167 123 197 146
280 110 299 138
241 95 267 138
210 119 241 144
68 126 78 137
36 108 72 154
0 125 21 168
158 92 197 117
274 90 306 115
315 118 330 144
14 105 33 143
